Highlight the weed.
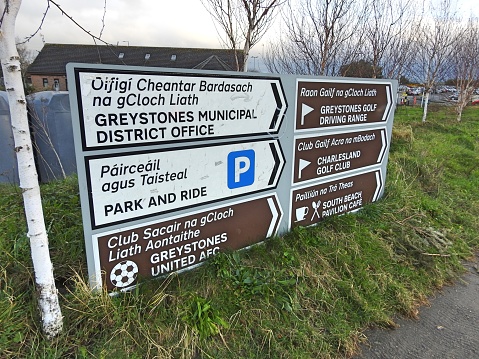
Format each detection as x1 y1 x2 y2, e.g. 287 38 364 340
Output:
181 295 229 340
210 251 297 311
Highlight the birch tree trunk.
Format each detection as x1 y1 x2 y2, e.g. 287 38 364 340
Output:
243 36 250 72
422 91 430 123
0 0 63 338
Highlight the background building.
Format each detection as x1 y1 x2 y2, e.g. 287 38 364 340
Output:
26 43 243 92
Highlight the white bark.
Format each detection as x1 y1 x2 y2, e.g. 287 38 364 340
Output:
453 18 479 122
412 0 460 122
0 0 63 338
422 91 430 123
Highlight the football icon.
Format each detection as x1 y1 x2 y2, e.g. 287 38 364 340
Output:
110 260 139 288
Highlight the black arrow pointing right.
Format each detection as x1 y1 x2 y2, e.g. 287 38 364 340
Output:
268 141 284 186
270 82 287 130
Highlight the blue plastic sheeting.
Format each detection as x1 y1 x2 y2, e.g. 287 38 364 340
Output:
0 92 19 184
28 91 76 183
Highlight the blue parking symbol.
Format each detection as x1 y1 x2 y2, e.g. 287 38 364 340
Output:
227 149 255 189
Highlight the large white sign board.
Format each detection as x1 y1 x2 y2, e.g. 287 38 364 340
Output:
86 139 284 228
76 71 286 149
67 64 397 291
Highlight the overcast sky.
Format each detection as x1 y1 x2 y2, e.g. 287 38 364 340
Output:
17 1 225 51
16 0 479 64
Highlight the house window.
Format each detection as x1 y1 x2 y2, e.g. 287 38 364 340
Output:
53 79 60 91
65 78 68 90
118 52 124 59
26 77 32 85
43 78 48 88
145 53 150 60
171 54 177 61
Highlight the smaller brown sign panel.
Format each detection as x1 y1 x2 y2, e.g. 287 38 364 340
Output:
296 80 392 131
291 170 382 228
97 195 281 291
293 128 387 184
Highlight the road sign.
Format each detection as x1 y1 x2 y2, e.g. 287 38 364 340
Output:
86 139 284 228
293 128 388 184
93 194 283 291
290 170 383 228
67 63 398 291
72 68 287 150
295 79 394 131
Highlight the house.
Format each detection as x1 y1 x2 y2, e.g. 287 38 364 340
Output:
26 43 243 92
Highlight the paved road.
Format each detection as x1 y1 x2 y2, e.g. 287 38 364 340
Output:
355 253 479 359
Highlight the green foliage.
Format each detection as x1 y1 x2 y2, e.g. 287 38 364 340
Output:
182 295 229 340
0 268 29 358
210 251 297 311
0 106 479 358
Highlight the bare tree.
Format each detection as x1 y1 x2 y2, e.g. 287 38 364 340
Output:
360 0 416 79
265 0 367 76
452 17 479 121
382 21 419 82
0 0 63 338
410 0 461 122
201 0 284 71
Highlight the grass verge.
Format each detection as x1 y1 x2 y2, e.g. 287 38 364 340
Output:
1 105 478 358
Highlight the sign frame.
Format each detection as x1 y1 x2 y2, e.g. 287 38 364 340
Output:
71 66 288 151
289 169 384 229
295 78 394 133
291 127 389 186
91 193 283 290
84 138 285 229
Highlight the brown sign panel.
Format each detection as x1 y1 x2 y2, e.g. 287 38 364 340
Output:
296 80 393 131
293 128 387 184
290 170 382 228
96 195 282 291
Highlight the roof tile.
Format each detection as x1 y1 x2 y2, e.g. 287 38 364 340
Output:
27 43 244 74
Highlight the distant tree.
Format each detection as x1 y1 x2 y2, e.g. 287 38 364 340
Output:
265 0 367 76
340 59 383 78
359 0 416 79
410 0 461 122
399 75 413 85
201 0 284 71
16 40 35 92
452 17 479 121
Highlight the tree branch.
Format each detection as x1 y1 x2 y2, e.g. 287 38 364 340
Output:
16 0 50 45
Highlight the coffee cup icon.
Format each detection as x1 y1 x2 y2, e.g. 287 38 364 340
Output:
295 206 309 222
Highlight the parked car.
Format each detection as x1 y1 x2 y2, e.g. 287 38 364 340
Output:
407 87 423 96
435 86 448 94
472 98 479 105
